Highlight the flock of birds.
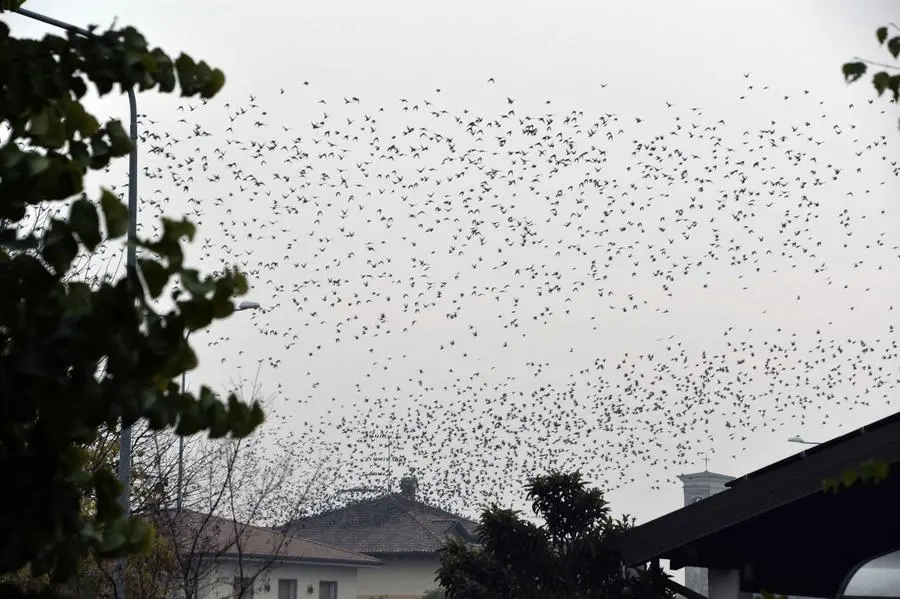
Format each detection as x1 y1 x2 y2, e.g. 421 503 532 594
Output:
78 74 900 515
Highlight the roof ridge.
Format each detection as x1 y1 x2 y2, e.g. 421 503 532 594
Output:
283 493 386 527
169 508 377 563
285 492 479 529
391 493 480 526
283 530 377 562
390 495 445 547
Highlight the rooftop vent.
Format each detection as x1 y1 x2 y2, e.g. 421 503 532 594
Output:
399 475 418 500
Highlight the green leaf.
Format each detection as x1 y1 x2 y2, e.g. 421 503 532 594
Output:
94 75 114 96
175 53 198 96
181 268 216 297
28 154 50 176
161 217 196 243
82 113 100 137
128 518 154 551
106 119 132 157
180 299 213 331
70 139 91 168
194 60 213 88
207 400 229 438
841 468 858 488
889 36 900 59
842 61 867 83
175 396 202 436
70 74 88 99
90 136 111 169
152 49 176 93
50 156 84 200
44 110 67 149
62 282 93 317
210 292 234 319
873 71 891 96
226 395 265 438
51 549 79 583
100 188 129 238
877 26 889 44
230 269 249 295
40 219 79 275
0 0 27 10
248 401 265 430
201 67 226 99
3 145 23 169
139 258 168 298
65 100 100 138
69 197 102 251
98 519 128 555
888 74 900 102
30 108 49 136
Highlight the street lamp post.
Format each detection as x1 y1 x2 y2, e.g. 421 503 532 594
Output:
175 301 261 516
788 435 822 446
9 8 139 599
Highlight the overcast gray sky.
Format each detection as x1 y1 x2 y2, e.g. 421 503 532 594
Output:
10 0 900 553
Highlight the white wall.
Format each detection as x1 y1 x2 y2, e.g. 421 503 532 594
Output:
357 555 442 599
196 559 362 599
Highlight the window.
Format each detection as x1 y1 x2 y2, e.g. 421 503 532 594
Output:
232 577 254 598
318 581 338 599
278 579 298 599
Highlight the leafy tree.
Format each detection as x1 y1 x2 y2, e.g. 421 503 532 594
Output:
842 22 900 128
0 1 265 596
436 471 672 599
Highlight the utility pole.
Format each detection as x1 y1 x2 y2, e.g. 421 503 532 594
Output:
9 8 139 599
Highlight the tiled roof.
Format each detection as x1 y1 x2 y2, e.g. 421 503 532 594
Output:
156 509 379 567
284 493 479 555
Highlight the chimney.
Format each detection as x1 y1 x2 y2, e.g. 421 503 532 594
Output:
399 475 418 500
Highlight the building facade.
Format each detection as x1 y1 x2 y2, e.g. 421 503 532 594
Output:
160 509 380 599
200 560 364 599
677 470 736 597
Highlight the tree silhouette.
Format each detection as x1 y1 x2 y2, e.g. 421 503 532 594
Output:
437 471 672 599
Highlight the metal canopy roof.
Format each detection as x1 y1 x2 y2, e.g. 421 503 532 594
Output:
613 411 900 597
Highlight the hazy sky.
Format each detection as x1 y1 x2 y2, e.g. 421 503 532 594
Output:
10 0 900 552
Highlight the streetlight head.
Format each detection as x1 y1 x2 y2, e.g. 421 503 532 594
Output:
788 435 803 443
236 301 261 311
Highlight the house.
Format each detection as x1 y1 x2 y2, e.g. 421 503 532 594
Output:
613 410 900 599
161 509 380 599
284 476 479 599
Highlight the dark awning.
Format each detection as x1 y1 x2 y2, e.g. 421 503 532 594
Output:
613 411 900 597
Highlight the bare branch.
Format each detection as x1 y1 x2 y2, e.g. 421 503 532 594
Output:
852 56 900 72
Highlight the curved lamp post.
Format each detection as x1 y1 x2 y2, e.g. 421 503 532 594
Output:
788 435 822 446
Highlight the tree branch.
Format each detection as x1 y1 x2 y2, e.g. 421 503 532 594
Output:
852 56 900 72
